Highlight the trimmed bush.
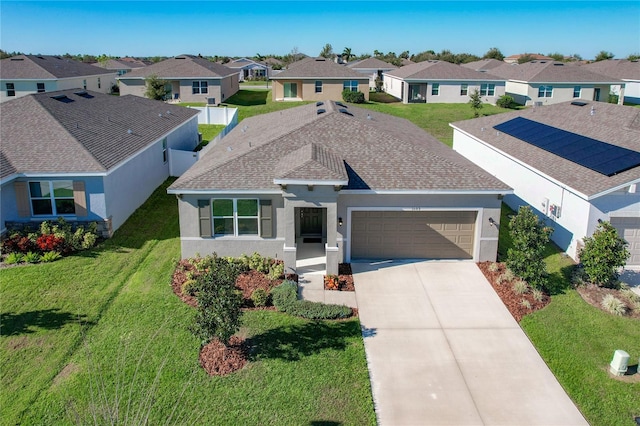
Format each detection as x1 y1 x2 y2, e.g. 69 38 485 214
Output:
41 251 62 263
251 288 269 307
579 221 629 287
342 90 365 104
272 281 352 320
496 95 517 109
600 294 626 316
521 299 532 310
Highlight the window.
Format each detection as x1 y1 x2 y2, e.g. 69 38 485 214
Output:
212 199 259 236
538 85 553 98
83 79 87 90
98 77 101 89
6 83 15 97
162 138 167 163
480 83 495 96
431 83 440 96
29 181 75 216
315 80 323 93
284 82 297 98
37 83 45 93
343 80 359 92
460 84 468 96
573 86 581 98
192 81 208 94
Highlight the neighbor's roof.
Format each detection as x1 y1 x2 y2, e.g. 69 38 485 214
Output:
504 53 553 62
461 58 505 72
451 101 640 198
347 57 398 70
271 57 367 80
485 60 622 83
0 55 115 79
94 58 147 71
581 59 640 81
120 54 237 79
0 89 198 180
384 60 503 81
169 101 511 193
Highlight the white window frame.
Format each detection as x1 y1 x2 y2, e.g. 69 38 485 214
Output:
28 180 75 216
480 83 495 96
460 84 468 96
212 198 260 237
431 83 440 96
538 85 553 98
37 82 45 93
315 80 323 93
6 83 15 97
192 81 208 94
343 80 359 92
573 86 581 98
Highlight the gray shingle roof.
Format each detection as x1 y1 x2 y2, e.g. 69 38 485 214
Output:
121 55 237 79
582 59 640 81
1 89 198 179
461 59 505 72
271 57 367 80
170 101 510 192
276 143 348 182
347 57 398 70
0 55 115 79
384 60 503 81
93 59 147 71
451 101 640 197
485 60 622 83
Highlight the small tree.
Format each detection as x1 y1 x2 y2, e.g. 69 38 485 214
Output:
468 89 483 117
594 50 614 62
483 47 504 61
319 43 333 59
496 95 516 109
579 221 629 287
507 206 553 289
144 74 169 100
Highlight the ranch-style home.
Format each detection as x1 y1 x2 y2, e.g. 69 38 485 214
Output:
451 101 640 267
0 54 117 103
346 57 398 90
226 58 271 81
383 60 505 104
118 54 239 104
270 57 369 102
168 101 511 275
582 59 640 105
0 89 199 236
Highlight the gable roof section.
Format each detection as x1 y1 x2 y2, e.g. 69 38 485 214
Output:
384 60 503 81
461 58 505 72
94 58 147 71
170 101 510 193
271 57 367 80
582 59 640 82
451 101 640 198
121 55 237 79
0 55 114 79
1 89 198 180
347 57 398 70
486 60 622 83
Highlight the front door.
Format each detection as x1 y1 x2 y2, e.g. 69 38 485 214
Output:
593 88 601 101
300 208 322 235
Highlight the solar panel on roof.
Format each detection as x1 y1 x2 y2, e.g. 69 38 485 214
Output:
493 117 640 176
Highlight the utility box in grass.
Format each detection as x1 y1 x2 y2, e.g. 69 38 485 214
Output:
609 350 630 376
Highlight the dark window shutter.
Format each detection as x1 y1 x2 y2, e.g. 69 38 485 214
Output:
260 199 272 238
73 181 88 217
198 199 211 237
15 182 31 217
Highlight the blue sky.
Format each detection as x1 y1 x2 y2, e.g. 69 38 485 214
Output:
1 1 638 59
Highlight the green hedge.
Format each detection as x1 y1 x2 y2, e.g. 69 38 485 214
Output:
342 90 365 104
272 281 352 320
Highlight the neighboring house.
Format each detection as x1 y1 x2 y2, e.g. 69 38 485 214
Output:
383 60 505 104
504 53 553 64
168 101 511 275
400 58 415 66
118 54 239 104
346 57 397 89
270 57 369 102
461 58 506 73
582 59 640 104
451 101 640 267
93 58 147 76
0 55 116 103
0 89 199 236
486 60 623 106
227 58 271 81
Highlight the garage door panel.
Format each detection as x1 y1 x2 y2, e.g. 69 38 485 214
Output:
610 217 640 267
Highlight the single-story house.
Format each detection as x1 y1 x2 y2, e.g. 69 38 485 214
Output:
451 101 640 267
485 60 623 106
346 57 397 89
93 58 148 76
270 57 369 102
503 53 553 64
461 58 508 73
0 55 117 103
118 54 239 104
226 58 271 81
168 101 511 275
582 59 640 104
1 89 199 236
383 60 506 104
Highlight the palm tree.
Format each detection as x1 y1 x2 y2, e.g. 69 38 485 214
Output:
342 47 353 62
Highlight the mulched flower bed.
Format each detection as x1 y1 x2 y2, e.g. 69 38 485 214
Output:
477 261 550 322
199 336 249 376
575 283 640 319
324 263 355 291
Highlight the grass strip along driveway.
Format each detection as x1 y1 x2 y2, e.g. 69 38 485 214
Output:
1 180 375 425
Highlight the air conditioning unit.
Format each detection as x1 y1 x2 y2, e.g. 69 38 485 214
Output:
207 97 216 105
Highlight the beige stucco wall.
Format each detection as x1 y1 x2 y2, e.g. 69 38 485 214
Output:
118 74 239 104
1 73 116 103
272 79 369 102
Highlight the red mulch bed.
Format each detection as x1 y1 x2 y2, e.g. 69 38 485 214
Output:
199 336 249 376
324 263 355 291
575 283 640 319
171 259 199 308
477 261 550 322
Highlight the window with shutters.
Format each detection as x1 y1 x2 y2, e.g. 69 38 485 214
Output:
212 199 259 236
29 180 75 216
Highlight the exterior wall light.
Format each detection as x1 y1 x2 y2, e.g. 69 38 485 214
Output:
488 217 496 227
338 217 343 227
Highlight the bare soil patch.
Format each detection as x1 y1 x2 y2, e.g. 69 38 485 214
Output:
53 362 79 386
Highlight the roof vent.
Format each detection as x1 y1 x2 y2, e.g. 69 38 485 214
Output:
339 108 353 116
74 91 93 98
127 129 133 134
335 102 348 108
316 101 324 106
571 101 587 106
590 106 596 116
315 58 326 61
51 94 74 103
367 113 372 120
317 109 326 115
553 63 564 66
176 56 186 59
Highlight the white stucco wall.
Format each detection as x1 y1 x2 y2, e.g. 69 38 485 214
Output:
610 81 640 104
506 81 613 106
382 76 505 104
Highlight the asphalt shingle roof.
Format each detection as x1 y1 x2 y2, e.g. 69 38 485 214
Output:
347 57 398 70
461 59 505 72
0 55 114 79
271 57 367 79
170 101 510 192
384 60 503 81
121 55 237 79
93 58 147 71
1 89 198 179
485 60 622 83
451 101 640 198
581 59 640 81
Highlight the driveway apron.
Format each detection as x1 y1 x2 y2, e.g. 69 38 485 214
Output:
353 260 588 426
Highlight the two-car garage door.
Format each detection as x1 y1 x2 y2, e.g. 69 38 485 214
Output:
611 217 640 267
351 211 476 260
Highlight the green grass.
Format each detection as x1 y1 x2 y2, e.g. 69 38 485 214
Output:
497 204 640 425
1 180 375 425
198 124 225 143
222 89 312 122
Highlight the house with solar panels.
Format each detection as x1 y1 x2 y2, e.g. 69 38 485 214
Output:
451 101 640 267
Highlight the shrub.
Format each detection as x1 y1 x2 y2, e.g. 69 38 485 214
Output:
579 221 629 287
82 232 98 250
250 288 269 307
502 269 515 281
488 262 499 273
36 234 66 252
17 236 37 253
600 294 626 316
272 280 298 312
532 288 545 302
4 252 24 264
620 287 640 304
41 251 62 263
181 279 198 296
268 261 284 280
496 95 516 109
24 251 41 264
272 281 351 320
521 299 532 310
342 90 365 104
324 274 339 290
506 206 553 289
513 280 529 295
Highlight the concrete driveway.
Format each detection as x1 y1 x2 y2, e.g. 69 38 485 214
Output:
352 260 588 426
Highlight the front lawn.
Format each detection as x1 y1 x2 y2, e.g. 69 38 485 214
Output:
222 89 311 122
0 180 375 425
